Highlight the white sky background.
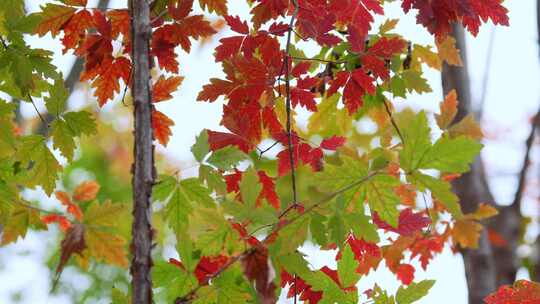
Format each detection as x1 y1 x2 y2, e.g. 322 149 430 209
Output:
0 0 538 303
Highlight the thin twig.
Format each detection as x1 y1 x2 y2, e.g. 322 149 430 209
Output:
290 56 346 65
284 0 300 206
511 107 540 208
27 94 47 125
383 100 404 143
14 200 60 215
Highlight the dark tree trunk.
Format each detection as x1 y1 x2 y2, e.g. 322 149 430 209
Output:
441 24 497 303
129 1 155 303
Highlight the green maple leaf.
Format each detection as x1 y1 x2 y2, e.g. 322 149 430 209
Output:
400 111 431 172
191 129 210 162
396 280 436 304
45 78 68 116
411 172 462 217
17 135 61 195
161 177 215 233
338 243 360 288
51 111 96 161
420 136 482 173
206 146 247 171
239 168 261 208
402 70 432 94
364 174 400 227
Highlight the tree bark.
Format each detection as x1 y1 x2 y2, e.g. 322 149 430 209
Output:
129 1 155 303
441 24 498 303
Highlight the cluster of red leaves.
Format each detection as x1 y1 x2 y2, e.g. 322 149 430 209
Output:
484 280 540 304
36 0 214 146
281 266 356 304
276 133 346 176
401 0 509 38
41 181 100 231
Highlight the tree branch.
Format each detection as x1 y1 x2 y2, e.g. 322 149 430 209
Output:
129 0 155 303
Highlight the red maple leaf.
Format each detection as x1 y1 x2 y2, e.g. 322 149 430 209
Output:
296 1 341 46
328 69 376 114
320 136 346 151
151 12 215 72
345 234 382 275
152 76 184 103
330 0 384 52
241 247 276 302
373 208 431 236
401 0 509 37
251 0 289 29
409 235 445 270
152 110 175 146
87 56 131 106
396 263 415 285
107 9 130 40
76 10 114 82
60 9 94 52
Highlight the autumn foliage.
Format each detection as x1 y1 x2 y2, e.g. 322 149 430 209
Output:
0 0 530 303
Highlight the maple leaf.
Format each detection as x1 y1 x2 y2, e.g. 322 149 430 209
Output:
330 0 384 52
346 235 382 276
35 3 77 38
374 208 431 236
55 223 85 283
241 247 277 302
250 0 288 29
42 214 72 232
409 236 445 270
207 130 252 153
60 9 94 52
153 75 184 102
484 280 540 304
56 191 83 220
152 110 175 146
328 69 376 114
76 11 114 80
83 200 129 267
73 180 100 202
199 0 228 16
436 35 463 66
296 1 341 46
88 56 131 106
224 15 249 34
436 89 458 130
320 136 346 151
107 9 130 40
401 0 509 37
151 14 215 72
368 37 407 59
396 263 415 285
194 255 229 284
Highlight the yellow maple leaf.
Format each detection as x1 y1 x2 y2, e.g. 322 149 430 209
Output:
436 36 463 66
413 44 442 71
83 200 129 267
436 89 458 129
452 219 482 249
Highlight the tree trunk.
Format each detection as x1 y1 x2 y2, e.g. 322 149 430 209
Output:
441 24 497 303
129 1 155 303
